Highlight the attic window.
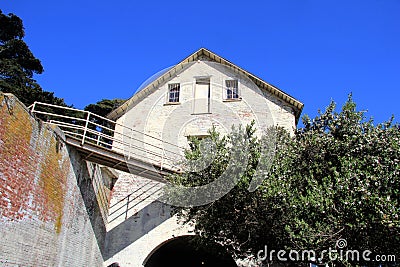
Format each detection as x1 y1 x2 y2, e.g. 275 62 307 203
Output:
168 83 180 103
225 79 239 100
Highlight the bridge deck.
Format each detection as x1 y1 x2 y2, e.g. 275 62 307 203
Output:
66 137 177 182
29 101 184 182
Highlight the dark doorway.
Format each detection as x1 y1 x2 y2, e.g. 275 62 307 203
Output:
144 236 237 267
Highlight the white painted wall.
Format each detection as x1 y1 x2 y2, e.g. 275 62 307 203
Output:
113 61 295 167
105 60 297 266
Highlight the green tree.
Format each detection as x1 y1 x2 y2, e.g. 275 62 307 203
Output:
84 98 125 117
0 10 67 106
168 96 400 266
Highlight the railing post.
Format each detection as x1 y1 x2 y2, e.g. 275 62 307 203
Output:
81 112 90 146
30 102 36 113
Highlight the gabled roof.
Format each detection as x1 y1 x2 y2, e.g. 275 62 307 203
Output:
107 48 304 124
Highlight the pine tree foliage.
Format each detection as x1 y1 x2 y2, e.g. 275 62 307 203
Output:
0 10 67 106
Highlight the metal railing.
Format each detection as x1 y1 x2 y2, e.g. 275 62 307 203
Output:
29 102 185 171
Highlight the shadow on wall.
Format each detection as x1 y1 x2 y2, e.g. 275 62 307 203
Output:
67 153 171 262
103 200 171 260
68 147 109 258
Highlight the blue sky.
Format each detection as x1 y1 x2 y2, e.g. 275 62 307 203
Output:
2 0 400 126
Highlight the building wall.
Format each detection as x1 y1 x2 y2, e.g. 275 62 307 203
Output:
104 172 193 267
113 61 295 169
0 93 109 267
104 61 298 266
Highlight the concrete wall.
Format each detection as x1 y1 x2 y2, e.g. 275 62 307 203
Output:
0 93 109 266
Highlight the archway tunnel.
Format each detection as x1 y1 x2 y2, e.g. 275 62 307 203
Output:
144 236 237 267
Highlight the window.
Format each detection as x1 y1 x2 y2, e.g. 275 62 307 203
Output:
168 83 180 103
225 79 239 100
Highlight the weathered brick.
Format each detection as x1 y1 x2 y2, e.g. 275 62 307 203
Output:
0 93 106 266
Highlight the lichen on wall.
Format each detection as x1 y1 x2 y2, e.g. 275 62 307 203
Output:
0 94 70 233
0 93 104 266
0 94 37 222
38 135 70 233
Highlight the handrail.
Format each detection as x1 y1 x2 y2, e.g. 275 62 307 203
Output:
31 101 184 149
30 101 185 171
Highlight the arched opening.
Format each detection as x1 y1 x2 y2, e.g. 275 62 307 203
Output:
144 236 237 267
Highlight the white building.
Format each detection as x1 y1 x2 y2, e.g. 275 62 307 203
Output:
103 48 303 267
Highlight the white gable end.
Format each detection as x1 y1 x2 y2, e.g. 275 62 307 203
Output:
114 60 296 157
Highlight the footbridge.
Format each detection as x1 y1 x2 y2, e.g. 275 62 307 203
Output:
29 102 184 182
